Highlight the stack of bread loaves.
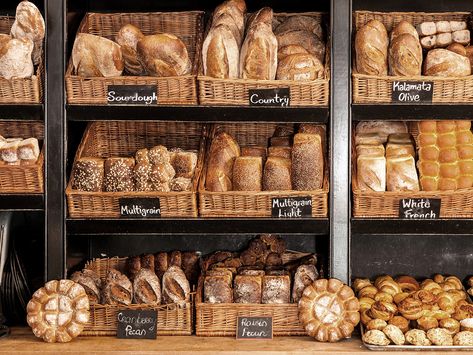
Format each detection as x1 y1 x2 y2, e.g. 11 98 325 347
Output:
72 23 191 77
202 0 325 81
355 121 419 192
355 19 472 77
71 251 198 306
0 136 40 165
71 145 197 193
0 0 45 80
205 124 324 192
356 274 473 346
202 234 320 304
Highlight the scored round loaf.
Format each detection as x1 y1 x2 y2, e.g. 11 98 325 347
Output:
137 33 191 77
423 49 471 77
27 280 90 343
277 29 325 64
389 33 422 76
275 15 323 41
276 53 324 81
355 20 388 75
115 24 145 75
72 33 123 77
299 278 360 342
277 44 309 61
10 0 45 65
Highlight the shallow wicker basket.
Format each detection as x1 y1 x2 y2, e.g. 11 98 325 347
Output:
352 122 473 218
65 11 204 105
81 256 193 336
66 121 206 218
0 121 44 193
199 123 329 217
352 11 473 104
198 12 330 107
0 16 43 104
195 251 310 337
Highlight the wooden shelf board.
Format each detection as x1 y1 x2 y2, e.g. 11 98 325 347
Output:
0 328 460 354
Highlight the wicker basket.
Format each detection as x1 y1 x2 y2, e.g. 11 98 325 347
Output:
81 256 193 336
66 121 206 218
195 251 310 337
352 123 473 218
0 121 44 193
352 11 473 104
199 123 329 217
65 11 204 105
198 12 330 107
0 16 43 104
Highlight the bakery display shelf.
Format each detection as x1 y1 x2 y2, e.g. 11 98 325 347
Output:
353 0 472 12
351 218 473 235
66 218 329 235
0 193 44 211
2 327 460 354
0 104 44 120
66 105 329 123
352 104 473 121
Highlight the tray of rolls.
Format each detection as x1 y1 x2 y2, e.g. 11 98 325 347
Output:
195 234 322 337
66 121 206 218
199 122 328 217
198 0 329 107
355 274 473 350
72 250 199 336
353 11 473 104
0 121 43 193
0 1 44 104
65 10 204 105
352 120 473 218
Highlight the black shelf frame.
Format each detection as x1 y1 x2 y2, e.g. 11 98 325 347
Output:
0 194 44 211
36 0 473 283
67 105 329 123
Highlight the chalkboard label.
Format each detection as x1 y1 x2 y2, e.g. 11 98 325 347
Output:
117 310 157 339
391 81 433 103
399 198 440 219
119 198 161 218
271 196 312 218
249 88 290 107
236 316 273 340
107 85 158 105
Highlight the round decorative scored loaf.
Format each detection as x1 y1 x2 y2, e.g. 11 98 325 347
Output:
27 279 90 343
298 278 360 342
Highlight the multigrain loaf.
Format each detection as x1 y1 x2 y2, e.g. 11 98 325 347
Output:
291 133 324 190
263 156 292 191
232 156 263 191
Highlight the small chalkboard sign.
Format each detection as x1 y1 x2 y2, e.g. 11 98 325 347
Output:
117 310 157 339
249 88 290 107
236 316 273 340
271 196 312 218
119 198 161 218
107 85 158 105
399 198 440 219
391 81 433 104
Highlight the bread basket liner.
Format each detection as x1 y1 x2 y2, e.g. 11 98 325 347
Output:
65 121 207 218
195 251 311 337
352 122 473 218
198 123 329 218
0 121 44 193
352 11 473 104
0 16 43 104
81 256 194 336
65 11 204 105
198 12 330 107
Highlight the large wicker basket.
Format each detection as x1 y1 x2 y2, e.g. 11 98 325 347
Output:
81 257 193 336
0 16 43 104
198 12 330 107
352 11 473 104
195 251 311 337
65 11 204 105
352 122 473 218
199 123 329 217
0 121 44 193
66 121 206 218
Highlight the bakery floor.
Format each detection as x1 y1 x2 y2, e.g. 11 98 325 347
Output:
0 328 464 355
